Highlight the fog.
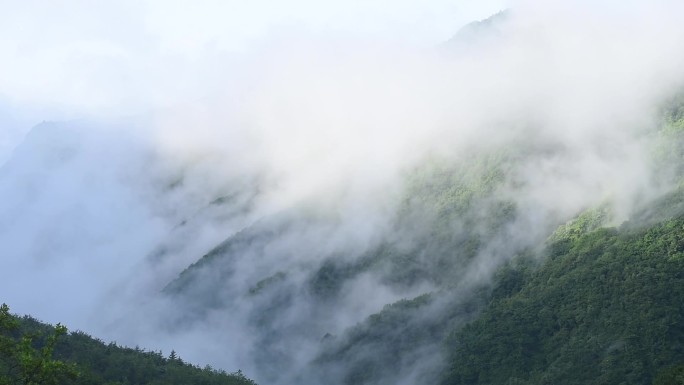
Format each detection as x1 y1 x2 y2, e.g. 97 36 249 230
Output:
1 1 684 384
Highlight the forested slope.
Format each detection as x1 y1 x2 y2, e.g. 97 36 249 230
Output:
160 97 684 384
0 305 257 385
438 97 684 385
442 182 684 384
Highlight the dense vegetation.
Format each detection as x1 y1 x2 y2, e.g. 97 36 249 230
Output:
436 100 684 384
161 112 684 384
443 204 684 384
0 304 256 385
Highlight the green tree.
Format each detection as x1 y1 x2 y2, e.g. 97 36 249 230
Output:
0 304 78 385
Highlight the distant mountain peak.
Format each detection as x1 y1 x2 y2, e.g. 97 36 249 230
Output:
445 9 510 48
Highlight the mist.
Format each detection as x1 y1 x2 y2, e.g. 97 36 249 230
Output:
2 1 684 384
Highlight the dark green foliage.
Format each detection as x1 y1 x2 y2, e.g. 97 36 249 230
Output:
0 306 256 385
654 363 684 385
0 304 78 385
443 218 684 385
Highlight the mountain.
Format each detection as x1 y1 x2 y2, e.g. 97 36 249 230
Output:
443 193 684 384
153 42 684 383
158 94 684 385
444 10 509 48
4 8 684 385
0 304 257 385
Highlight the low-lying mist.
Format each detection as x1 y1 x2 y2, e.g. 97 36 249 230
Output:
2 2 684 384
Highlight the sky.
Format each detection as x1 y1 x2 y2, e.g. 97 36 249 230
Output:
0 0 509 372
0 0 508 162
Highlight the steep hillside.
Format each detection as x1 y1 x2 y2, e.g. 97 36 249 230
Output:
0 304 257 385
161 145 536 384
160 91 684 384
443 200 684 384
435 95 684 385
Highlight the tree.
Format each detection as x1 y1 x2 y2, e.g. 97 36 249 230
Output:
0 304 78 385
